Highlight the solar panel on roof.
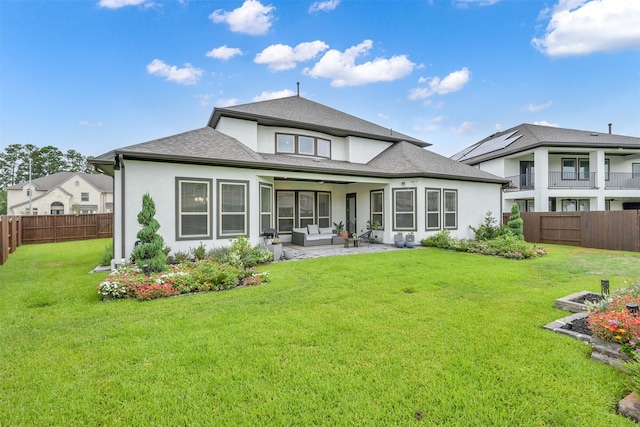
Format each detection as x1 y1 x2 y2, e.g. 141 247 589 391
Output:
454 130 522 161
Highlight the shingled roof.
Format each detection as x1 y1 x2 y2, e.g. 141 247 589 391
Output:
6 171 112 192
209 96 429 147
452 123 640 164
91 97 507 184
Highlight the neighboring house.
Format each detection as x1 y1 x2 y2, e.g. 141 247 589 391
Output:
91 96 507 261
5 171 113 215
451 124 640 213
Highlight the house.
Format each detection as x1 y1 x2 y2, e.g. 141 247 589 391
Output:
5 171 113 215
451 124 640 213
91 96 507 261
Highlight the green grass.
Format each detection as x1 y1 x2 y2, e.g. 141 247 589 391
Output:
1 239 639 426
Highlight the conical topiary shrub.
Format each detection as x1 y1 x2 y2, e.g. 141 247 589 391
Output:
506 203 524 240
131 193 166 273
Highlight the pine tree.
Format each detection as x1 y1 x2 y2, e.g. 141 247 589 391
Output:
506 203 524 240
131 193 166 273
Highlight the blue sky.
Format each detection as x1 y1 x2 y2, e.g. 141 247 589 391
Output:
1 0 639 159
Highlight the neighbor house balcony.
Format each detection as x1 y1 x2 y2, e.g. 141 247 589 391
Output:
506 171 640 192
605 172 640 189
548 171 596 189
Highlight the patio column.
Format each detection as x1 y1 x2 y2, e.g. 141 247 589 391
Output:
534 147 549 212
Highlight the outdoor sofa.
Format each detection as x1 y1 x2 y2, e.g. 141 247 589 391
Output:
291 225 343 246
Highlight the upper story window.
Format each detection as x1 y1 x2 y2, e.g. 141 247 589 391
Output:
633 163 640 178
81 192 89 202
276 133 331 158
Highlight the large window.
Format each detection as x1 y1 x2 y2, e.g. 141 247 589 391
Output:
443 189 458 229
562 158 576 180
317 192 331 228
277 191 295 233
578 159 589 180
298 191 315 228
426 189 440 230
259 183 273 234
393 188 416 231
218 180 248 237
81 192 89 202
633 163 640 179
276 190 332 233
276 133 331 158
370 190 384 229
177 178 211 240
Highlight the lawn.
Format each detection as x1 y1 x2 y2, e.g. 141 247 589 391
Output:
1 239 639 426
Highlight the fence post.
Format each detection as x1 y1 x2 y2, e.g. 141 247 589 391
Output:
0 216 7 265
9 216 17 254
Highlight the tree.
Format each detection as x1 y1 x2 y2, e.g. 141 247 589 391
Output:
506 203 524 240
31 145 66 177
0 190 6 215
131 193 166 273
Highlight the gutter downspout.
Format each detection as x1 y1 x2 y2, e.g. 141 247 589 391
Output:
116 154 126 260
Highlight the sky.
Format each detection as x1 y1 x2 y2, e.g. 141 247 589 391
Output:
1 0 639 160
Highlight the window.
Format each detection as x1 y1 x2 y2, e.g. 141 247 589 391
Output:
298 192 315 228
81 192 89 202
276 190 332 233
578 199 590 211
276 134 295 153
562 198 590 212
370 190 384 229
633 163 640 178
75 180 79 186
275 133 331 158
218 180 248 237
578 158 589 180
259 183 273 234
562 158 576 180
51 201 64 215
177 178 211 239
605 159 610 181
425 189 440 230
26 189 31 197
562 199 576 212
443 189 458 229
277 191 295 233
317 192 331 228
393 188 416 230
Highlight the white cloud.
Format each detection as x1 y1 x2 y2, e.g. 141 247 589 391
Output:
252 89 296 102
146 59 203 85
524 100 553 112
209 0 275 36
532 0 640 56
206 45 243 61
413 124 441 132
255 41 329 71
451 121 477 133
98 0 150 8
408 67 471 100
78 120 103 127
494 123 503 131
534 120 560 127
432 115 447 123
453 0 500 7
309 0 340 13
303 40 415 87
215 98 240 107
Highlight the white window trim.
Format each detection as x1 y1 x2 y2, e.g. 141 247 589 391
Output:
425 188 441 230
370 190 384 230
217 180 249 238
392 187 416 231
443 189 458 230
259 183 273 235
176 177 212 240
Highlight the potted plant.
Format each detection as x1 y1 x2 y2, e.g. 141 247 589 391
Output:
405 232 415 248
333 220 348 237
266 237 282 261
367 220 382 243
394 232 405 248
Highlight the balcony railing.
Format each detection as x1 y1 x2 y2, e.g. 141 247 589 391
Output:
505 174 535 191
548 171 596 188
605 172 640 189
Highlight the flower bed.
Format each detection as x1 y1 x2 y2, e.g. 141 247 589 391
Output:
588 290 640 358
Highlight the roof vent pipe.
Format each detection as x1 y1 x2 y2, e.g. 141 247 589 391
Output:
608 123 612 134
296 82 300 96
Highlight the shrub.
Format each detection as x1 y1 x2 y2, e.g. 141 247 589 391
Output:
191 242 207 261
134 282 180 301
131 193 166 273
98 242 113 267
420 230 545 260
469 211 505 241
506 203 524 240
173 251 190 264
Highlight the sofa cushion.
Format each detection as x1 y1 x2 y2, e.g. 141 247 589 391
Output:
292 227 307 234
305 234 327 241
319 227 333 235
307 224 319 234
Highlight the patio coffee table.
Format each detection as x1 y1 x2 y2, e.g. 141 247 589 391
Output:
344 238 359 248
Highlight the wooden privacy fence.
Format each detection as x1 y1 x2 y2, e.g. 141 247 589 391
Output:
0 213 113 265
0 216 22 266
503 211 640 252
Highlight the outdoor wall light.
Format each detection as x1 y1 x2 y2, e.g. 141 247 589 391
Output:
627 303 639 315
601 279 610 297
